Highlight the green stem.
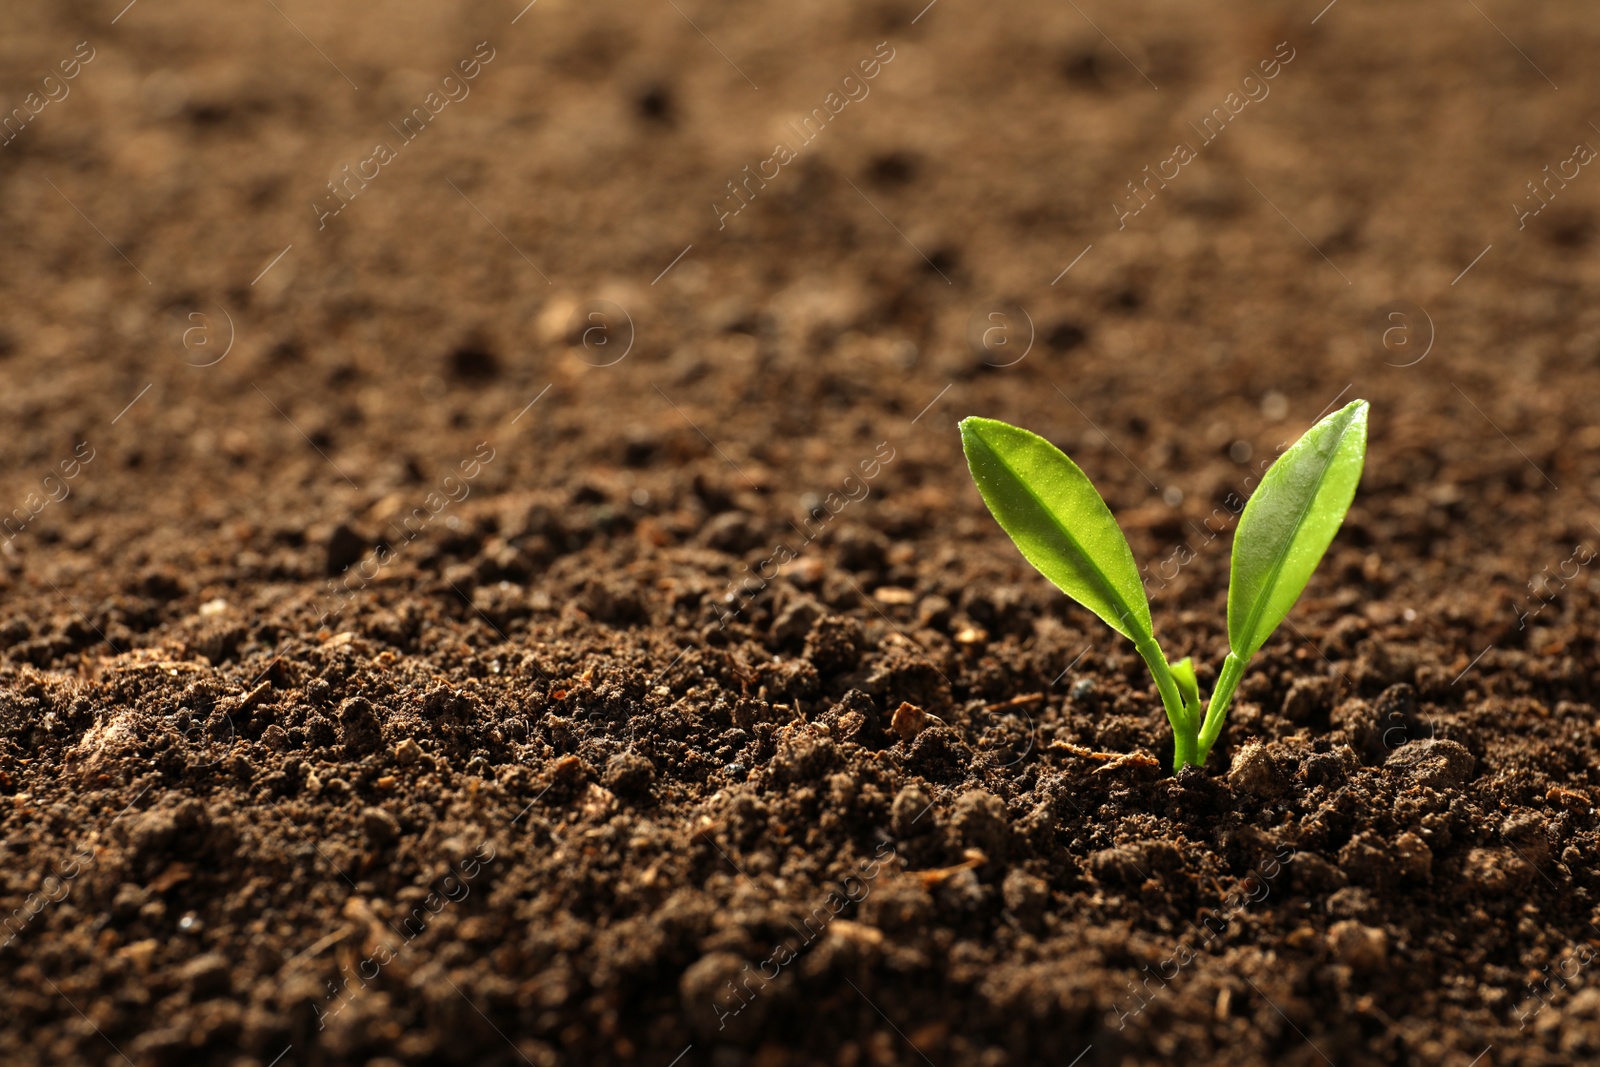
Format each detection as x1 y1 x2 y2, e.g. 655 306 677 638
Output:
1171 722 1199 770
1196 651 1247 761
1135 638 1199 771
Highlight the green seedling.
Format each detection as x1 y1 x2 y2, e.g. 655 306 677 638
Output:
960 400 1368 771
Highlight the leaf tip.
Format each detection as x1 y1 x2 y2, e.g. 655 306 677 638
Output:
1335 398 1370 430
958 415 1003 457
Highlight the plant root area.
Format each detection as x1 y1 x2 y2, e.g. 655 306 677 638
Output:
2 2 1599 1066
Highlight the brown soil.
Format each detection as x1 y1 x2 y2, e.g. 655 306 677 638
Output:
3 1 1600 1065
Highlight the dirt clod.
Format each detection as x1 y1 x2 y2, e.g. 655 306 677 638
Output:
360 806 401 845
1328 920 1388 971
1226 739 1289 798
1385 738 1475 789
603 752 656 800
338 697 384 757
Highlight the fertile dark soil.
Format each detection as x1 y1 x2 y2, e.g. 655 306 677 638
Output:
3 1 1600 1065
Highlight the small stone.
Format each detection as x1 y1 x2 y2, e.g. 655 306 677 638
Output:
1385 738 1474 789
394 738 422 765
1328 920 1387 971
890 701 930 741
361 806 401 845
1068 678 1095 701
1227 740 1288 798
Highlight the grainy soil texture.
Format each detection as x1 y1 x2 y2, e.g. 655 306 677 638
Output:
2 1 1599 1066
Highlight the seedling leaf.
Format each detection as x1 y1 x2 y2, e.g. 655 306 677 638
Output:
960 416 1152 643
960 400 1371 773
1171 656 1200 723
1227 400 1368 660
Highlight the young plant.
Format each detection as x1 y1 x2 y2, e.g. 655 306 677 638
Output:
960 400 1368 771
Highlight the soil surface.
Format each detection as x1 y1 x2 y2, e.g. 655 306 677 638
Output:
3 1 1600 1065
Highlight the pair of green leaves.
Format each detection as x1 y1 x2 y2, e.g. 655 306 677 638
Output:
961 400 1368 770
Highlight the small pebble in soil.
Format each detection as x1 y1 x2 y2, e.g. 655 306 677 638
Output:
1069 678 1095 701
723 762 747 780
361 806 401 845
890 701 931 741
394 738 421 765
